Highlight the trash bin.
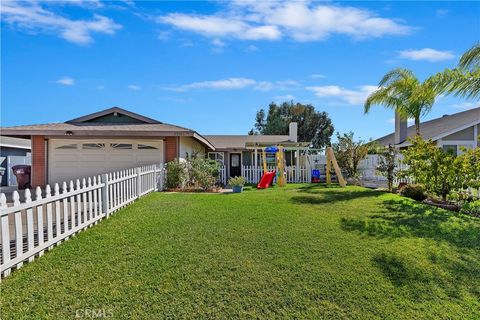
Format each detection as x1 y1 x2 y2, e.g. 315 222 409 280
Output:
12 165 31 190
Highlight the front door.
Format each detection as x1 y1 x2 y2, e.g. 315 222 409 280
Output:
229 153 241 177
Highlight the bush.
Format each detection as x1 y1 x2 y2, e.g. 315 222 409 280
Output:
228 176 246 187
400 136 461 203
461 200 480 216
188 158 219 191
166 159 187 189
400 184 427 201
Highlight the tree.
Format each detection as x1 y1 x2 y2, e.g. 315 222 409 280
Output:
400 136 462 203
332 132 368 178
365 68 438 135
250 101 334 149
376 144 398 192
429 43 480 100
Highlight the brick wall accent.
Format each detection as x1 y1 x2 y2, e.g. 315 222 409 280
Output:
31 135 47 187
165 137 178 162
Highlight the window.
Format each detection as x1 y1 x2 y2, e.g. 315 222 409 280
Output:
56 144 77 149
231 154 240 167
442 145 457 156
82 143 105 150
111 143 132 150
138 144 158 150
208 152 224 165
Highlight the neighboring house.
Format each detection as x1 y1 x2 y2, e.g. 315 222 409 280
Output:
375 107 480 155
0 136 31 186
0 107 311 186
0 107 214 186
205 123 310 178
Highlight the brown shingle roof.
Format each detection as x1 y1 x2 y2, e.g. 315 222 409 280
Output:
375 107 480 146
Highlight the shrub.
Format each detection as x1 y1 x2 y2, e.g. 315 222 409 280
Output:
376 144 398 192
461 200 480 216
166 159 187 189
400 184 427 201
188 158 219 191
228 176 246 187
332 131 368 178
400 136 462 203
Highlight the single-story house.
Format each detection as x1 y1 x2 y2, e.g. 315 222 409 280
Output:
205 123 310 177
0 136 31 186
0 107 310 186
375 107 480 155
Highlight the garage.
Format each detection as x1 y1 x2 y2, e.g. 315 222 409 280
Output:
49 139 164 184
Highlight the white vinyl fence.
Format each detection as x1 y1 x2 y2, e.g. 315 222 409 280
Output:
0 164 165 280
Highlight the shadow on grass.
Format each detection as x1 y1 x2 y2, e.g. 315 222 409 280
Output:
291 189 385 205
372 251 480 300
341 199 480 249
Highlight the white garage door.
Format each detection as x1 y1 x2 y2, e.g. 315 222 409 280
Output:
49 139 164 184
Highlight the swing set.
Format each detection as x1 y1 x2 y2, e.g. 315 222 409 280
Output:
256 145 346 189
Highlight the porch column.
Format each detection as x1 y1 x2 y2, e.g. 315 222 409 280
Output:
254 148 258 182
31 135 47 187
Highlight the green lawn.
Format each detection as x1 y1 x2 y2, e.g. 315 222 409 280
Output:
1 185 479 319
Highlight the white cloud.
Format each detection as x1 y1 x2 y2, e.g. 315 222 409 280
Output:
1 1 122 45
452 102 480 110
388 117 415 126
55 77 75 85
158 2 411 43
166 78 299 92
310 74 326 79
306 85 378 105
436 9 449 17
212 38 225 47
245 44 258 52
168 78 256 91
128 84 141 91
274 94 295 101
158 31 171 41
399 48 455 62
158 14 281 41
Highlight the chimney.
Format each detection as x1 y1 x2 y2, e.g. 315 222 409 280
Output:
289 122 298 142
394 112 407 145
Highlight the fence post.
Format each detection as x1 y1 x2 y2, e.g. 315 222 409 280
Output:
136 167 142 199
154 164 160 192
101 173 110 217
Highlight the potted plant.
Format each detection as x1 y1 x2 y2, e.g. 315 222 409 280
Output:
229 176 246 193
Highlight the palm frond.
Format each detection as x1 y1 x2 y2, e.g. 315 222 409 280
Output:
459 43 480 71
379 68 416 87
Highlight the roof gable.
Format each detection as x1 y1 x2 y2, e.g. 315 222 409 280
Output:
66 107 160 124
375 107 480 146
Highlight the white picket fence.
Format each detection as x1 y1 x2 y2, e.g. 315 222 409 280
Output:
0 164 165 280
225 165 312 184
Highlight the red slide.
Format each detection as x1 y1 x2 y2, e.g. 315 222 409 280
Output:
257 171 276 189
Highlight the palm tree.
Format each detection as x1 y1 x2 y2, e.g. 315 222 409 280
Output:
365 68 437 135
428 43 480 100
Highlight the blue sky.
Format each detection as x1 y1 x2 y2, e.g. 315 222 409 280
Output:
1 1 479 141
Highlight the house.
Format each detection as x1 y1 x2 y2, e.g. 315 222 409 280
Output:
375 107 480 155
0 136 31 186
0 107 214 186
205 123 311 178
0 107 311 186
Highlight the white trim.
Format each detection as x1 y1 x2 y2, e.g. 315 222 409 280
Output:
429 120 480 142
207 151 225 165
0 143 31 150
438 139 476 155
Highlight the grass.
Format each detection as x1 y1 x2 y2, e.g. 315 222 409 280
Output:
1 184 479 319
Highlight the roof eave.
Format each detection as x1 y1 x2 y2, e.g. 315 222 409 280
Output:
0 129 195 137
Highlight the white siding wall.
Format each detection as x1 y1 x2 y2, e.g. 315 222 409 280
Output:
179 137 205 160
